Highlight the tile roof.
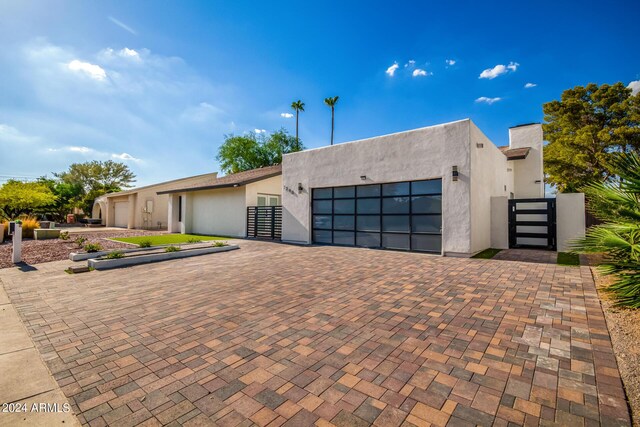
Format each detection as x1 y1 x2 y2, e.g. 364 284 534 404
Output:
157 164 282 194
499 146 531 160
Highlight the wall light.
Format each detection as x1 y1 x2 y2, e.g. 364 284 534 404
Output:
297 183 304 193
452 166 459 181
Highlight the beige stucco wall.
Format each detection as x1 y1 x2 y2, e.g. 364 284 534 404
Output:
509 124 544 198
556 193 586 252
469 123 513 253
245 175 282 206
188 187 247 237
282 119 473 254
490 197 509 249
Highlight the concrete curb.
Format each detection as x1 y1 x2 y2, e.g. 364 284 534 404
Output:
88 245 239 270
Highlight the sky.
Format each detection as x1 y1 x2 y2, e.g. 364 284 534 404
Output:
1 0 639 187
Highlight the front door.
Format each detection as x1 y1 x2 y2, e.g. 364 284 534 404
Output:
508 198 557 250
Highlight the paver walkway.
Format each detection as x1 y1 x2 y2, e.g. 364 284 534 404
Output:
0 241 631 426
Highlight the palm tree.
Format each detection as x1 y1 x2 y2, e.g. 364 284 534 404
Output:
324 96 339 145
291 100 305 147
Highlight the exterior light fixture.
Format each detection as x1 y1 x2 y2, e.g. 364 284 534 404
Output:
476 143 484 148
452 166 459 181
360 175 367 181
297 183 303 193
535 180 542 184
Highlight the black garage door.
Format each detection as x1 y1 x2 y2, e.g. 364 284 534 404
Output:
312 179 442 253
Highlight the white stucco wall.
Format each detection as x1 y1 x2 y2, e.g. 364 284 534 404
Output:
189 187 247 237
282 119 473 254
245 175 282 206
556 193 586 252
509 124 544 198
490 197 509 249
469 123 513 253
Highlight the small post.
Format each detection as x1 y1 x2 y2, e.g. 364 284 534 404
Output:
12 222 22 264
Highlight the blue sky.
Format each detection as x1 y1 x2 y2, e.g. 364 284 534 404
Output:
1 0 639 186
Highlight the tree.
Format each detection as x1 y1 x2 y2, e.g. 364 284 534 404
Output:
291 100 305 147
0 180 57 218
324 96 339 145
217 128 304 174
571 153 640 307
543 82 640 192
37 177 84 221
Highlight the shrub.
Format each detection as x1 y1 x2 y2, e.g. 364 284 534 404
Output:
74 236 87 248
165 245 180 253
138 239 152 248
83 243 103 253
105 251 124 259
1 216 40 239
186 237 200 244
59 231 70 240
213 241 227 247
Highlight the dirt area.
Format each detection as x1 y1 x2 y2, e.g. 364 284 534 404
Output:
590 260 640 426
0 230 163 269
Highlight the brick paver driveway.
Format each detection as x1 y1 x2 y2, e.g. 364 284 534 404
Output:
0 241 630 427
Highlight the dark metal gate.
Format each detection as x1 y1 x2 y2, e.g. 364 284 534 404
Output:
508 198 556 250
247 206 282 240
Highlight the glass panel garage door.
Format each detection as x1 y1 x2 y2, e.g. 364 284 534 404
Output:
312 179 442 253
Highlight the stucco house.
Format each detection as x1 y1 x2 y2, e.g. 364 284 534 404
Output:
92 172 219 229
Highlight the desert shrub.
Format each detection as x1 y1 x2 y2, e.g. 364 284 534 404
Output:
74 236 87 248
105 251 124 259
17 216 39 239
165 245 180 253
138 239 152 248
186 237 200 244
59 231 70 240
83 243 103 253
213 241 227 247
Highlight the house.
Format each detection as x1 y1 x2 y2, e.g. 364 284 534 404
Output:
92 172 219 229
280 119 584 256
157 165 282 237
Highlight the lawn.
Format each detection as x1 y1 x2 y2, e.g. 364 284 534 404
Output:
112 234 227 246
472 248 502 259
557 252 580 266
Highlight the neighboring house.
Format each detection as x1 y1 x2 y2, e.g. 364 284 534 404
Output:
92 172 219 229
157 165 282 237
281 119 584 256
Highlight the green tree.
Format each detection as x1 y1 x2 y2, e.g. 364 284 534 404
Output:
217 128 304 174
571 153 640 307
324 96 339 146
37 177 84 221
0 180 57 218
291 100 305 147
543 82 640 192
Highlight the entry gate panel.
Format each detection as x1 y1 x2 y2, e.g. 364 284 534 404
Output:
508 198 556 250
247 206 282 240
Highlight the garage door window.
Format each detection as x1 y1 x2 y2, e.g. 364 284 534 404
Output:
312 178 442 253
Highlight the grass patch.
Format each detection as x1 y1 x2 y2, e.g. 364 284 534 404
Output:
472 248 502 259
112 234 226 246
558 252 580 266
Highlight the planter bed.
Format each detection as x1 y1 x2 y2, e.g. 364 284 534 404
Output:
88 244 238 270
70 242 209 261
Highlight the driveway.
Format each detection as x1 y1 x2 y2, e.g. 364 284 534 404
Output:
0 241 630 426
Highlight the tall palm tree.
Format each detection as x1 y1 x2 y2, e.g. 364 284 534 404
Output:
291 100 305 147
324 96 339 145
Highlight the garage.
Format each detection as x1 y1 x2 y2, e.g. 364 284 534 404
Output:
114 202 129 228
311 178 442 253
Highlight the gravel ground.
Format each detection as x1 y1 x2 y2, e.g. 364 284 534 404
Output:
589 259 640 426
0 230 163 269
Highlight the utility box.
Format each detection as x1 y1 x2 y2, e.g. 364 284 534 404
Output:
8 221 16 236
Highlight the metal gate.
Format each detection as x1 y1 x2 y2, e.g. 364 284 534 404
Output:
508 198 556 250
247 206 282 240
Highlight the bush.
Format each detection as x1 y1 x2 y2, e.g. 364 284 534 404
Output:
186 237 200 244
59 231 70 240
213 241 227 247
83 243 103 253
105 251 124 259
74 236 87 248
1 216 40 239
165 245 180 253
138 239 152 248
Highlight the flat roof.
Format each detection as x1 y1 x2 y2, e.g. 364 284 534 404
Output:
157 164 282 195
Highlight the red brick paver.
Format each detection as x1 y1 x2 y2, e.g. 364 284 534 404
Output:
0 241 630 426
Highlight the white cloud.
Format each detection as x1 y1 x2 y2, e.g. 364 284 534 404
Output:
0 124 39 144
68 59 107 81
280 112 294 118
386 62 399 77
445 59 456 66
254 129 267 134
475 96 502 105
628 80 640 95
404 60 416 68
524 82 537 89
47 145 141 162
108 16 137 35
112 152 141 162
479 61 519 79
412 68 429 77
